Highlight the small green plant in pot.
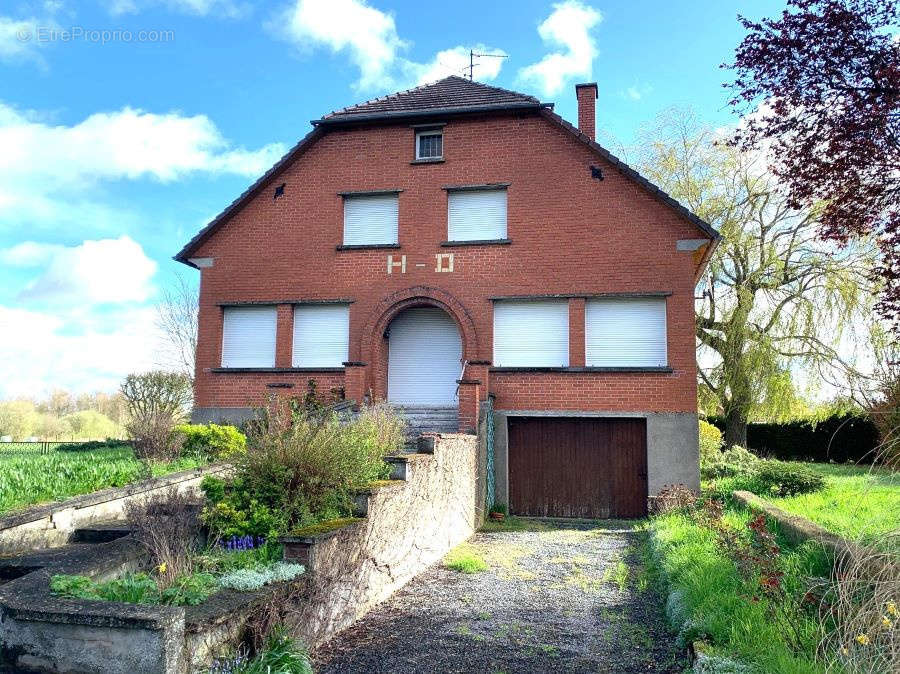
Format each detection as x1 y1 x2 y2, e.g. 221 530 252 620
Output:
489 502 508 521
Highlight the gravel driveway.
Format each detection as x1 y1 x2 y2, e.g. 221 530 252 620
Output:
312 518 686 673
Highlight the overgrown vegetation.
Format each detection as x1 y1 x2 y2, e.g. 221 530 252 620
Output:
207 627 313 674
51 571 219 606
647 502 829 672
175 423 246 461
201 400 403 539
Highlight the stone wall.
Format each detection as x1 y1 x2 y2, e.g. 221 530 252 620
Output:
282 432 481 646
0 463 231 556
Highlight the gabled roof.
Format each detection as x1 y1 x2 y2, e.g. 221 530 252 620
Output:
315 76 542 124
175 77 719 266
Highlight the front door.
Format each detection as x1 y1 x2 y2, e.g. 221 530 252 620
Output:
387 308 462 406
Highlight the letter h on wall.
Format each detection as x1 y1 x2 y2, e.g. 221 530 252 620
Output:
387 254 406 274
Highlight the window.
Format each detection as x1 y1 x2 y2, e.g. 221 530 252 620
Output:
447 188 507 241
342 193 399 246
493 300 569 367
415 129 443 160
292 304 350 368
221 306 277 368
585 298 667 367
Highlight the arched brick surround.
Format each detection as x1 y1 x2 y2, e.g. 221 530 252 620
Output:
360 286 480 401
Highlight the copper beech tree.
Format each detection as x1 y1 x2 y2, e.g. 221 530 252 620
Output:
727 0 900 327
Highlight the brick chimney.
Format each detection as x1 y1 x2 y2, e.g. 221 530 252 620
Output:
575 82 598 141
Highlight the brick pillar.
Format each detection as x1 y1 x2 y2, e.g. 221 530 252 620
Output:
275 304 293 368
456 379 480 434
569 298 586 367
343 361 367 406
466 360 491 401
575 82 598 141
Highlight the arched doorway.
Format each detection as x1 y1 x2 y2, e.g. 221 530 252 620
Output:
387 307 462 421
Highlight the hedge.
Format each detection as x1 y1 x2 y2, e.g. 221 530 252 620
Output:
706 413 881 464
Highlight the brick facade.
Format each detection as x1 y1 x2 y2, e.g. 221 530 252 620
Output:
182 83 713 428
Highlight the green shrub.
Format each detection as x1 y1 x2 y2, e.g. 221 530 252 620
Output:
699 419 723 467
749 461 825 497
50 571 217 606
201 402 398 538
702 445 760 479
207 627 312 674
489 502 508 515
175 423 246 461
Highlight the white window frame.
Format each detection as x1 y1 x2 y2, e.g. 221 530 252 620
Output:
492 299 569 367
415 129 443 160
221 305 277 368
292 304 350 368
584 297 668 367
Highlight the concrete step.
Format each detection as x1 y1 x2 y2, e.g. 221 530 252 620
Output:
395 405 459 444
71 522 133 544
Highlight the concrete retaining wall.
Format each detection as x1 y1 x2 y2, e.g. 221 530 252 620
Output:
281 432 481 646
0 463 231 555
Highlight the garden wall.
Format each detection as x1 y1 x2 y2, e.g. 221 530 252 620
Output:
282 432 482 646
0 463 231 555
0 433 481 673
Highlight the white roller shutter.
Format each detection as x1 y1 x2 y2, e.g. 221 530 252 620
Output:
493 300 569 367
292 304 349 367
388 308 462 405
343 194 398 245
447 189 507 241
221 306 277 368
585 298 667 367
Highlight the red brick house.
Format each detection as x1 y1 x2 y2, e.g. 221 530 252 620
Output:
176 76 719 517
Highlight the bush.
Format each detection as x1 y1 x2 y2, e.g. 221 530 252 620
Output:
121 371 192 461
701 445 760 479
50 571 217 606
124 489 201 588
699 419 723 467
175 423 246 461
750 461 826 498
218 562 305 591
56 438 130 452
201 401 399 538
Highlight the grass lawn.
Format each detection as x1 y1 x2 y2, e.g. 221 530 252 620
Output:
0 445 205 516
768 462 900 543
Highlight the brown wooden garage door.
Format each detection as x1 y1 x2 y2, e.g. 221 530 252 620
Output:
508 417 648 518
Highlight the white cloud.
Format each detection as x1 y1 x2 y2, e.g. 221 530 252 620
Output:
6 236 157 304
0 304 161 398
620 83 653 101
517 0 602 96
0 16 48 65
0 101 286 231
105 0 250 17
273 0 506 90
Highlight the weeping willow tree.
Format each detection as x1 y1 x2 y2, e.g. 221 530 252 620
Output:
638 111 875 447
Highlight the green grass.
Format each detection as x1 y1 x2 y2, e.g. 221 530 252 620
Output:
767 462 900 543
0 446 206 515
646 509 830 674
444 544 488 573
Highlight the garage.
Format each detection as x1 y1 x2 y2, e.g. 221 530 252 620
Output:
507 417 648 518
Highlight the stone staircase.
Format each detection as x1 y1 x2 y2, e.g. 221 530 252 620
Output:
395 405 459 446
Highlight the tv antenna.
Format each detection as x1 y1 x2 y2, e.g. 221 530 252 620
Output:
468 49 508 80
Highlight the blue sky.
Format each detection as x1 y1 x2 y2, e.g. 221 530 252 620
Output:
0 0 786 397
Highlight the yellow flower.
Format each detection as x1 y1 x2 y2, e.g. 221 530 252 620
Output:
888 601 898 617
855 634 870 646
882 616 893 629
840 647 849 656
157 562 167 574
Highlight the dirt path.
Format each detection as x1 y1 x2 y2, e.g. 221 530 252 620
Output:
312 519 686 673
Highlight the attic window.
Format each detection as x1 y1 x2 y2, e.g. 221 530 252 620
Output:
415 129 443 160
